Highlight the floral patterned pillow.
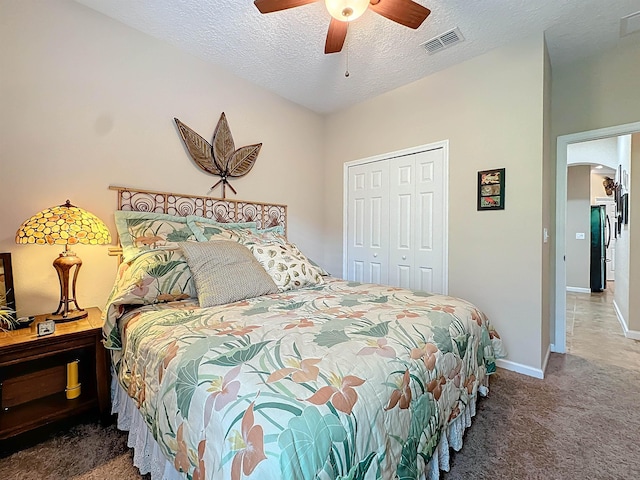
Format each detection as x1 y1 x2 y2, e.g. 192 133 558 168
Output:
257 225 285 235
105 248 196 308
186 215 258 242
235 228 330 276
248 242 324 291
287 242 330 276
234 228 287 246
114 211 198 261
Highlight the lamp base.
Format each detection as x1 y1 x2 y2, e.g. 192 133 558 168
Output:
51 251 86 322
47 309 88 323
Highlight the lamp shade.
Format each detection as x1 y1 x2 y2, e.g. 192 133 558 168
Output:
15 200 111 247
325 0 369 21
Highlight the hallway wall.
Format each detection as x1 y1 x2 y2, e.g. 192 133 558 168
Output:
614 136 631 329
628 134 639 332
566 166 591 290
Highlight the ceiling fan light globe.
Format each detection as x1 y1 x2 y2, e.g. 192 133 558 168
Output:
325 0 369 22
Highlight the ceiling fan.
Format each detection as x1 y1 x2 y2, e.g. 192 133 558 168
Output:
254 0 431 54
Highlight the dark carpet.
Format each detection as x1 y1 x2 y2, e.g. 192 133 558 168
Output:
444 353 640 479
2 288 639 479
2 353 638 479
0 421 146 479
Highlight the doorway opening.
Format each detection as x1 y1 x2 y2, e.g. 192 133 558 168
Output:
554 121 640 353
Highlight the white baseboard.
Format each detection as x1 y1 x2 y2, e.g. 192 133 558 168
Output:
627 331 640 340
566 286 591 294
496 358 544 379
613 300 640 340
612 299 626 330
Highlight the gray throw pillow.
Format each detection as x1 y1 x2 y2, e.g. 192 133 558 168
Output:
179 241 278 307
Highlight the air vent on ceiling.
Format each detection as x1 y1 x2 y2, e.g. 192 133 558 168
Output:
620 11 640 37
421 27 464 54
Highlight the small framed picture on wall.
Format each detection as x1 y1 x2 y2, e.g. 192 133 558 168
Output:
477 168 505 210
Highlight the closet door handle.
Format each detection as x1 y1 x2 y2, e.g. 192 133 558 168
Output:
402 255 407 260
373 253 378 258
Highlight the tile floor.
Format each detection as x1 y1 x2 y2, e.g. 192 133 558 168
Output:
566 281 640 372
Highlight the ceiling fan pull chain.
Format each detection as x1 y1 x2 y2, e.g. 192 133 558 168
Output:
345 25 350 78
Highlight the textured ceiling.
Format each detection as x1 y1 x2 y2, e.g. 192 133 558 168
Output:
74 0 640 114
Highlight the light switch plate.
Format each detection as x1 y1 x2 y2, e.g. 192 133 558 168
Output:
576 232 586 240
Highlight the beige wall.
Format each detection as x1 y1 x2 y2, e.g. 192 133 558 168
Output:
566 166 591 290
1 1 552 375
568 138 619 171
0 0 325 316
552 39 640 138
325 35 548 372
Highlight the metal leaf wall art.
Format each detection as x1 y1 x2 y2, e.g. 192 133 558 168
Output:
174 113 262 198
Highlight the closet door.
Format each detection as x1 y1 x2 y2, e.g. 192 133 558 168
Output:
389 156 415 289
345 143 447 294
388 147 446 293
413 148 446 294
346 161 390 284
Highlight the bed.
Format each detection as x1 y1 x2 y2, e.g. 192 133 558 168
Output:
103 186 505 480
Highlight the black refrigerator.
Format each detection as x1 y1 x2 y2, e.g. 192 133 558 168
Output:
590 205 610 292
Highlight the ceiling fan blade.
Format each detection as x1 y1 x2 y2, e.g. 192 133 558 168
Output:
369 0 431 29
325 18 348 54
254 0 317 14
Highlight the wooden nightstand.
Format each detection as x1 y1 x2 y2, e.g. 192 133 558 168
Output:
0 307 110 440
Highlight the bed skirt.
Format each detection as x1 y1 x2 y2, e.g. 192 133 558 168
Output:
111 376 183 480
112 376 486 480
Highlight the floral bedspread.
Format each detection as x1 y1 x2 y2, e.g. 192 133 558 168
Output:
105 278 501 480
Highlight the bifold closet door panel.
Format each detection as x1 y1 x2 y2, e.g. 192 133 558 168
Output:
388 148 446 293
413 148 446 294
389 156 415 289
346 160 390 284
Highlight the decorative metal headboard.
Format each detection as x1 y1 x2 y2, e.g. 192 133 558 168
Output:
108 185 287 256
